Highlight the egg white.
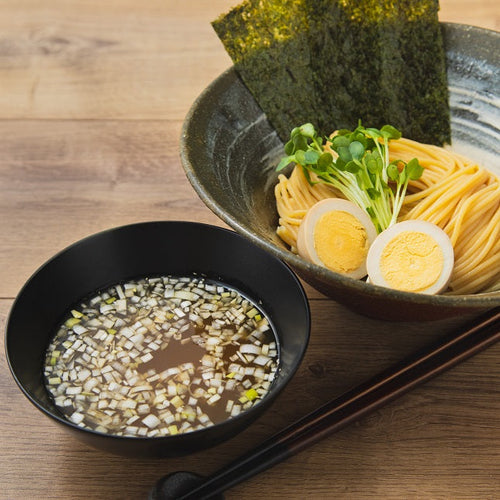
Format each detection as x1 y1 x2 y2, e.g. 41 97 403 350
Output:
366 220 455 294
297 198 378 279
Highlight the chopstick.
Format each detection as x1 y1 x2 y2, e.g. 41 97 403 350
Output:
160 306 500 499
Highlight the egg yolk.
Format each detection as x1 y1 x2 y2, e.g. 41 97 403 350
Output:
313 210 369 273
380 230 444 292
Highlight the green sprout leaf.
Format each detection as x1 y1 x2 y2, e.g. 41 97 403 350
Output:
365 151 382 174
303 150 321 164
364 127 382 140
337 146 352 163
406 157 424 179
299 123 316 138
387 162 400 181
344 160 360 174
349 141 365 160
276 122 424 232
317 152 333 170
380 124 402 140
295 150 306 165
284 140 295 155
293 134 308 151
277 155 296 171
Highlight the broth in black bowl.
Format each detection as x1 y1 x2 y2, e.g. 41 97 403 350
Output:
5 221 310 457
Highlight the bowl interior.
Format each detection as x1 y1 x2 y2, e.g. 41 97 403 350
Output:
180 23 500 320
5 221 310 457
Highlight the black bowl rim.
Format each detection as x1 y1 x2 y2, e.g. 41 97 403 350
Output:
5 220 311 443
180 22 500 311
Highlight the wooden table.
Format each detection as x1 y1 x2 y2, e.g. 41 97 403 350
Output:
1 1 498 498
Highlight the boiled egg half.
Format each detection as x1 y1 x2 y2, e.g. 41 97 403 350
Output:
297 198 378 279
366 220 454 294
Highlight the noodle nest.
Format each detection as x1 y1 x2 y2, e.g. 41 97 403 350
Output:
275 137 500 295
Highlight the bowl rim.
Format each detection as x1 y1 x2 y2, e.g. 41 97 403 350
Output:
180 22 500 310
5 220 311 443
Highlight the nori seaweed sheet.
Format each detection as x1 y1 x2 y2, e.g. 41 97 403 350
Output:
212 0 450 145
212 0 325 140
307 0 382 135
309 0 450 144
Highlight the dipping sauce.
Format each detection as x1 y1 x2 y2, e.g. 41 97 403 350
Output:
44 276 279 437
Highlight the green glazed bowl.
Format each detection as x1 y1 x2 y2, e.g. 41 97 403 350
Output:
180 23 500 321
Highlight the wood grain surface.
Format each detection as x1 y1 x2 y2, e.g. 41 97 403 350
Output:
0 1 498 499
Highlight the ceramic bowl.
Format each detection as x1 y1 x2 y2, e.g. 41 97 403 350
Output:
180 23 500 321
5 221 310 457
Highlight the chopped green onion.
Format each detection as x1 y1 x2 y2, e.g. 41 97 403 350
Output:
44 276 279 438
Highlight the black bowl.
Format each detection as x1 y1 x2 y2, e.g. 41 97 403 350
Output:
180 23 500 321
5 221 310 457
